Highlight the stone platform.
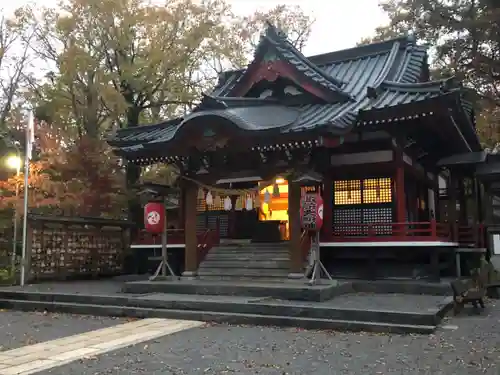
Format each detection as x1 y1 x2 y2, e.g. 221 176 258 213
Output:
122 279 351 301
122 278 452 300
0 279 454 334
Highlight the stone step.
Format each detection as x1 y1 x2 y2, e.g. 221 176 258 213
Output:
198 275 290 281
199 244 298 281
208 249 290 254
211 245 289 251
198 270 288 281
0 297 439 334
203 255 290 261
121 279 344 301
199 261 290 269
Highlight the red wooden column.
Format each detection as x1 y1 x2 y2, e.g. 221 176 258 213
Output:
288 182 303 279
393 148 406 234
182 179 198 278
321 174 333 241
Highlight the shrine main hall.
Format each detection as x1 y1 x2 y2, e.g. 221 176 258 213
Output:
108 24 491 280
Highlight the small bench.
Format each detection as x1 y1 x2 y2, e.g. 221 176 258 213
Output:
477 265 500 299
450 279 485 315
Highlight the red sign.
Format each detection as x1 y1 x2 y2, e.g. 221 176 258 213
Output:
144 202 165 234
300 193 323 231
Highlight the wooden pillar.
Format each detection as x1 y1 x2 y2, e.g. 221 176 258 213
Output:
457 177 467 223
322 175 333 241
288 182 303 278
178 186 185 229
228 196 236 238
475 178 483 223
182 179 198 278
448 173 459 241
433 186 440 221
393 148 406 234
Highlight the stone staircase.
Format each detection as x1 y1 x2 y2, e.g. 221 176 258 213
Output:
197 242 295 281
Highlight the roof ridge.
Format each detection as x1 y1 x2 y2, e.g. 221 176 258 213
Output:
264 24 345 90
309 35 418 66
380 77 460 93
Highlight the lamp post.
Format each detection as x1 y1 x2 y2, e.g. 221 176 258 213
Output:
6 154 21 277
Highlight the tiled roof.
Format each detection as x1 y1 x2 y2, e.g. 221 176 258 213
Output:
108 25 476 152
228 24 351 101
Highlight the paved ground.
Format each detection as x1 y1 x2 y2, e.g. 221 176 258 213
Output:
0 318 203 375
0 280 125 295
0 311 126 351
32 302 500 375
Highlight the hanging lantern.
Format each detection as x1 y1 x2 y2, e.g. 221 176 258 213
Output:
206 191 213 205
224 196 232 211
264 189 271 203
144 202 165 234
272 183 280 198
214 194 222 207
197 188 205 200
235 196 243 211
300 193 324 231
253 194 261 208
246 195 253 210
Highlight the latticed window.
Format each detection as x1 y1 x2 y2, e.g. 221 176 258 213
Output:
363 178 392 204
334 180 362 205
334 178 392 205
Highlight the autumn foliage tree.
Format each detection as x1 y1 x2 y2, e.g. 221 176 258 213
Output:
0 0 312 220
0 123 126 218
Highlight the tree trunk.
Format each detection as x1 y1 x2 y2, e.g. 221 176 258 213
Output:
125 106 142 235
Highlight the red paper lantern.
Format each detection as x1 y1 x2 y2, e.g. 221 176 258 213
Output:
300 193 323 231
144 202 165 234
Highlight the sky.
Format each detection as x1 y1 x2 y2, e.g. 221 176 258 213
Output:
2 0 389 56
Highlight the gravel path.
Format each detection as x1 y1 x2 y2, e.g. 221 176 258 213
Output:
0 311 126 351
37 302 500 375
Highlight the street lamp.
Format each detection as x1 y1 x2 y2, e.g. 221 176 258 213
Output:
6 154 21 278
6 155 21 173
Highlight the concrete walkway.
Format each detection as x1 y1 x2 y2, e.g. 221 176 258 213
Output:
0 318 203 375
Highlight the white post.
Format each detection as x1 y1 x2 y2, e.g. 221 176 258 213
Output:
20 111 33 286
10 167 20 276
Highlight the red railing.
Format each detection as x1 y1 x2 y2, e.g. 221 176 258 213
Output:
133 226 220 254
196 226 220 267
331 221 445 241
330 220 485 247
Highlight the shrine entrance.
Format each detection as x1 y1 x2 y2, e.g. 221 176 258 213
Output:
196 177 292 242
258 178 290 240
